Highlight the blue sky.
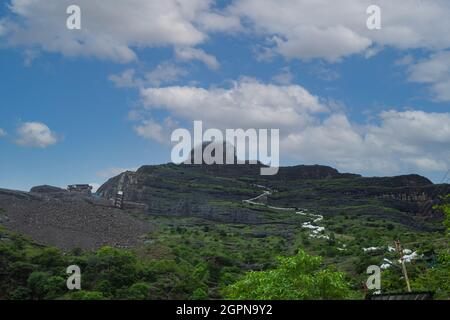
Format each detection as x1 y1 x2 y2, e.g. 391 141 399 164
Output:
1 0 450 191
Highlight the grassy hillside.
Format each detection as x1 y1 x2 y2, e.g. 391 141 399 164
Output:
1 197 448 299
1 163 448 299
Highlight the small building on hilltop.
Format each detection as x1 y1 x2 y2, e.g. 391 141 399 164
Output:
67 184 93 195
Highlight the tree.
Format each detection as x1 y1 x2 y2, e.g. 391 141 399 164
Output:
410 196 450 299
27 272 65 299
440 195 450 231
124 282 151 300
31 247 64 270
89 247 138 288
27 271 50 299
43 276 66 299
224 250 355 300
68 291 106 300
9 286 31 300
191 288 208 300
412 254 449 299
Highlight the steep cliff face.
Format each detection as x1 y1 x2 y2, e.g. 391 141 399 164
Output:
97 170 137 201
96 164 264 223
359 174 433 187
96 163 357 202
96 162 449 228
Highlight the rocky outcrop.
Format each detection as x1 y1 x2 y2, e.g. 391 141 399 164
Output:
30 185 67 194
95 162 449 228
0 188 152 250
381 192 431 202
2 159 447 251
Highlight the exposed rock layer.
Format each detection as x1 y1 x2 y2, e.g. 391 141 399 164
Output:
0 188 152 250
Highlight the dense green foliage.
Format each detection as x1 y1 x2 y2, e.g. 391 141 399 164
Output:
409 196 450 299
224 250 356 299
0 191 448 300
0 229 199 300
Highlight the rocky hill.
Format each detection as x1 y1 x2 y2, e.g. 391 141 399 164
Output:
97 163 449 230
0 187 152 250
1 162 448 252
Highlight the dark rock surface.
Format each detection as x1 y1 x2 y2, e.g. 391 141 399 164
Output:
1 162 448 250
97 163 449 229
30 185 67 194
0 188 152 250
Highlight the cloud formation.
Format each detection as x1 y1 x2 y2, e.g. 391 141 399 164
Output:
1 0 229 63
4 0 450 64
140 78 328 131
283 110 450 174
15 122 58 148
230 0 450 61
175 47 220 70
134 119 168 144
137 79 450 176
109 63 188 89
407 51 450 102
3 0 450 178
134 117 178 144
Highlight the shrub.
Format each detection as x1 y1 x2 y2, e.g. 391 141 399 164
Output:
224 250 355 300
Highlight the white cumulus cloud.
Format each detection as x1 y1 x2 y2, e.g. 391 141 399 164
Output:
407 51 450 102
3 0 450 90
137 78 450 176
109 63 188 89
134 117 178 144
108 69 138 88
229 0 450 61
146 63 188 86
1 0 220 63
3 0 450 65
282 110 450 175
15 122 58 148
140 78 328 132
175 47 220 70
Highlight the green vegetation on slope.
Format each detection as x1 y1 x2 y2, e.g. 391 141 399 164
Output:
409 197 450 299
0 187 448 300
223 250 357 300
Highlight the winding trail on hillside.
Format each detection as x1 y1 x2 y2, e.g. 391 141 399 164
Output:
243 186 330 240
242 185 423 269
